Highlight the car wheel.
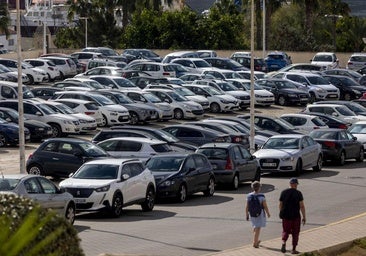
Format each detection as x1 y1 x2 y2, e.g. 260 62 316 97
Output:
59 71 65 80
278 95 286 106
65 203 76 224
210 103 221 113
50 123 62 138
141 186 155 212
337 151 346 166
294 159 302 176
26 74 34 85
129 112 139 125
0 132 7 147
309 93 316 103
174 109 184 120
101 114 108 127
344 93 352 101
313 154 323 172
110 193 123 217
27 164 44 176
203 177 215 196
254 168 261 181
176 184 187 203
356 148 364 162
231 174 239 190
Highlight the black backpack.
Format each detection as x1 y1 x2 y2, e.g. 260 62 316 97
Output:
248 194 264 217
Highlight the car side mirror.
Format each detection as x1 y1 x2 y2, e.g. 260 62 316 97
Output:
352 136 357 141
35 111 42 116
332 112 339 117
121 173 130 181
250 155 256 160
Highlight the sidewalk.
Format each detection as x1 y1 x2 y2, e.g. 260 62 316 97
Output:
204 212 366 256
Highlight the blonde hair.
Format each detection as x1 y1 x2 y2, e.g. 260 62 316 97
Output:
251 181 261 191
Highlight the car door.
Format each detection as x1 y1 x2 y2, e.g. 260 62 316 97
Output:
128 162 147 201
174 127 205 146
23 177 53 209
299 136 314 168
237 145 257 180
37 176 66 215
193 154 211 190
342 130 360 158
119 164 135 204
180 156 200 194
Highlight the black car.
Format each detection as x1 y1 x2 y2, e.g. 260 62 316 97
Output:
230 55 267 72
162 124 231 146
353 99 366 108
122 49 162 62
0 107 52 142
256 78 309 106
302 112 350 129
204 57 247 71
237 114 306 134
91 129 154 144
196 143 260 190
31 87 64 100
309 128 364 165
26 138 109 178
145 152 215 202
322 75 366 100
108 125 198 152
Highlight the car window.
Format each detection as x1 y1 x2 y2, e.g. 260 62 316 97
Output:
24 178 42 194
129 162 144 177
151 143 172 153
301 137 310 148
232 146 243 160
182 156 195 172
38 177 57 194
193 155 207 168
176 128 203 138
239 146 251 159
59 143 77 155
43 142 59 152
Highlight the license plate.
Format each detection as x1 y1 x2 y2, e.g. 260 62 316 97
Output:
328 94 338 98
262 163 276 167
75 198 86 203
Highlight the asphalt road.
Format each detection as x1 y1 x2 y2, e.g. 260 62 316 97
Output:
1 104 366 256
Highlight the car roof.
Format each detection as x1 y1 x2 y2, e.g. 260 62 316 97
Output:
270 134 306 139
198 142 237 148
1 174 39 179
54 98 95 104
43 137 91 143
281 113 318 118
83 158 141 165
98 137 166 144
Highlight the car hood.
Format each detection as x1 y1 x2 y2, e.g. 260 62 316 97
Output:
59 178 114 188
50 113 79 121
0 122 19 130
281 88 308 94
71 113 96 121
185 95 209 103
124 102 156 111
216 94 237 101
253 148 299 158
254 89 274 96
152 171 179 184
311 61 334 68
102 104 128 112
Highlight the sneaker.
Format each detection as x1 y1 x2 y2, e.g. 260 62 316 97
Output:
291 250 300 254
281 244 286 253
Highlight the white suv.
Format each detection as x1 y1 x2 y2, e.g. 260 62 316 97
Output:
59 158 156 217
346 53 366 71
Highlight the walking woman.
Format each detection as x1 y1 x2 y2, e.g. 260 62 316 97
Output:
245 181 271 248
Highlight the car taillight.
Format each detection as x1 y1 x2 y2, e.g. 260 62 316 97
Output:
313 126 320 129
27 153 33 159
225 156 233 170
48 67 55 71
324 141 336 148
163 72 171 76
85 111 95 115
339 124 348 129
232 136 243 143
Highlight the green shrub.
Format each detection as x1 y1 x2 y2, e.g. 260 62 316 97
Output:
0 194 84 256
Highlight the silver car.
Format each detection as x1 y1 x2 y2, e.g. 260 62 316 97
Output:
253 134 323 176
0 174 76 224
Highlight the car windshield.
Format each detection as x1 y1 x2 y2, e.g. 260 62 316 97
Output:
310 130 337 140
313 55 333 62
23 87 35 99
2 108 19 121
166 91 188 102
149 129 179 143
114 93 133 104
262 137 300 149
140 50 159 58
146 157 184 172
349 124 366 134
204 86 224 95
79 142 108 157
215 81 238 91
114 78 137 88
143 93 162 103
192 60 211 68
346 103 366 113
335 106 356 116
197 148 227 160
174 87 195 96
73 164 119 179
273 80 298 89
0 178 19 191
222 72 243 79
37 103 57 114
90 94 115 105
51 103 76 114
307 76 330 85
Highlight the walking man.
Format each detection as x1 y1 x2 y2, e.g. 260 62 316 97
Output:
279 178 306 254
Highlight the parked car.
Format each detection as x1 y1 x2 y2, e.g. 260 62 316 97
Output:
170 58 214 73
126 62 175 77
97 137 173 162
322 74 366 100
161 51 199 63
122 49 162 62
40 56 78 79
256 78 309 106
0 107 52 142
59 158 156 217
0 99 81 137
162 124 231 146
0 81 34 100
75 66 124 78
301 112 350 129
95 89 159 124
266 63 323 77
145 153 215 202
313 100 366 116
204 57 247 71
201 69 245 80
196 143 260 189
128 76 171 89
311 52 339 70
0 64 30 83
89 75 141 91
280 113 329 133
229 55 267 72
144 88 204 120
178 73 216 83
321 68 366 86
169 84 210 111
24 58 61 81
0 174 76 224
264 51 292 72
348 121 366 150
0 117 30 147
309 128 364 165
26 138 109 178
253 134 323 176
31 87 63 100
346 52 366 71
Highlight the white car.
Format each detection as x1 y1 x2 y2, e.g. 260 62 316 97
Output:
24 58 61 81
40 56 78 78
193 79 250 110
253 134 323 176
168 84 210 111
171 58 217 73
124 90 174 121
311 52 339 70
53 99 104 126
0 99 81 137
89 75 141 91
144 88 204 120
183 84 239 113
348 121 366 150
97 137 173 162
59 158 156 217
51 91 131 127
126 62 176 77
280 113 329 133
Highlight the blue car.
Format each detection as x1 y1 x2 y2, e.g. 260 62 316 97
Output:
265 51 292 72
0 117 30 147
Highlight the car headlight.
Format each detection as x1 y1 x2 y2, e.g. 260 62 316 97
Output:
95 185 110 192
63 120 73 125
287 94 297 97
315 88 326 93
161 180 175 186
281 156 294 162
79 119 87 124
220 99 230 103
110 111 118 116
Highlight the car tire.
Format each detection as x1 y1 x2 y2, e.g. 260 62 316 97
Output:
337 151 346 166
356 148 364 162
203 177 215 196
50 123 62 138
313 154 323 172
278 95 286 106
344 93 352 101
27 164 44 176
309 93 316 103
254 168 261 181
129 112 139 125
0 132 7 147
141 186 155 212
210 103 221 113
26 74 34 85
231 174 239 190
65 202 76 224
101 114 108 127
294 159 302 176
176 184 187 203
174 109 184 120
110 193 123 217
59 71 65 80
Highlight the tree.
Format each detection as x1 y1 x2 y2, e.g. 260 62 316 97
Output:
0 2 10 39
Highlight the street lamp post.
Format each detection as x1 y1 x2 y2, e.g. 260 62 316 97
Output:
80 17 88 48
325 14 342 50
43 21 47 55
